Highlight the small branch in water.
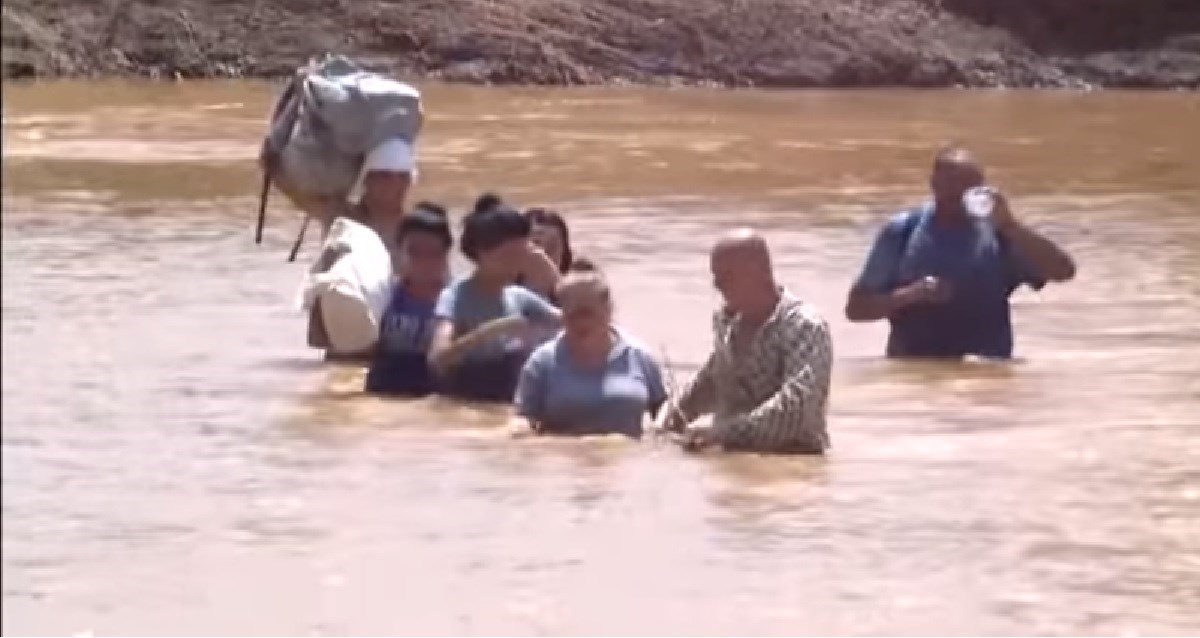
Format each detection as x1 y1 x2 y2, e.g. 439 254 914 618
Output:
657 345 690 438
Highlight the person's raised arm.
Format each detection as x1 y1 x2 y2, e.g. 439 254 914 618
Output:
516 286 563 326
992 193 1076 283
715 313 832 453
520 244 563 302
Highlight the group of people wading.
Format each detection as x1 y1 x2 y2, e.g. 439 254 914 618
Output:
264 71 1076 456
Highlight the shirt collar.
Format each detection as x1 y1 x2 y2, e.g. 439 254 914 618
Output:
721 286 792 330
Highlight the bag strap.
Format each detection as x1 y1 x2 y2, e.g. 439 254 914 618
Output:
883 206 927 291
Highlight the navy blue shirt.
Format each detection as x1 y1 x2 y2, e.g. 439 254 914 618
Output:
853 204 1045 358
365 283 438 396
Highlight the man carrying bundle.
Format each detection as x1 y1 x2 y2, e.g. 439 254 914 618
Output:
257 56 424 359
257 54 424 258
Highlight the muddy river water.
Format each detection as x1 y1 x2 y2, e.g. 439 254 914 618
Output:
2 82 1199 635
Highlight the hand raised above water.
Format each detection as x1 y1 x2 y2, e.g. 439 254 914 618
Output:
900 275 955 306
479 315 535 342
965 186 1018 232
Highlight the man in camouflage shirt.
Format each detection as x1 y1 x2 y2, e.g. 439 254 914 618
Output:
658 229 833 454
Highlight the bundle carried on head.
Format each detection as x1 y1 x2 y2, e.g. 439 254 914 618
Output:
256 54 424 261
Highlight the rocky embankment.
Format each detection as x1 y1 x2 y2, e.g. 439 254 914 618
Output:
4 0 1199 88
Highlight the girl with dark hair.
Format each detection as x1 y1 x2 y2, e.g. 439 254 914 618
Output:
364 202 453 395
515 206 576 302
427 198 562 402
525 208 574 274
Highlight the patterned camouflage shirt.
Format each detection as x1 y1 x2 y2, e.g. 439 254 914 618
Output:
670 289 832 454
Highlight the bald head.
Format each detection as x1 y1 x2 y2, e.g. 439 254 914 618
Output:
711 228 778 316
934 145 979 170
713 228 773 273
931 145 986 210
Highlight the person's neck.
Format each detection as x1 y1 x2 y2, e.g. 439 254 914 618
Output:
933 198 971 226
470 272 508 294
404 278 444 303
569 330 615 368
740 285 781 326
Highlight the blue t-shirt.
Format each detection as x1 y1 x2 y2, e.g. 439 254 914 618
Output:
365 283 438 396
433 277 561 401
515 330 667 438
853 204 1045 359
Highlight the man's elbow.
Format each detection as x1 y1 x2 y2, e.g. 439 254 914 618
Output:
844 295 876 323
1053 257 1077 282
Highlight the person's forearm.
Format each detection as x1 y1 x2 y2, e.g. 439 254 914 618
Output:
998 221 1077 282
845 285 921 322
429 322 503 373
523 251 562 299
717 376 822 453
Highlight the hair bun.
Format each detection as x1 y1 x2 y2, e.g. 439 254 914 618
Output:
473 192 504 215
413 201 448 220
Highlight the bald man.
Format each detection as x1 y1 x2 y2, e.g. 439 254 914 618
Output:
658 230 832 454
845 146 1076 358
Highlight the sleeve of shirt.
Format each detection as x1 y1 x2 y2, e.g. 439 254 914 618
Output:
999 234 1048 293
433 283 457 320
513 344 551 420
515 287 563 324
852 213 913 294
638 349 669 417
673 350 717 423
715 312 833 452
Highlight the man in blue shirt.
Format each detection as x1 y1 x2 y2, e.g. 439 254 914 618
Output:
845 146 1076 359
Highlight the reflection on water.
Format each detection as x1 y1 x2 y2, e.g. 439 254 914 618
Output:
3 82 1199 635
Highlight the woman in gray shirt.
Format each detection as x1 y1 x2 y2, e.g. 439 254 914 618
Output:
514 271 667 438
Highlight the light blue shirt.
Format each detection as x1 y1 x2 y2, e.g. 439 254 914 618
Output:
514 330 667 438
433 277 560 361
433 277 561 402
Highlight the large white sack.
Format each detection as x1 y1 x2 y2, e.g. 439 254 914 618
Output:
298 217 392 355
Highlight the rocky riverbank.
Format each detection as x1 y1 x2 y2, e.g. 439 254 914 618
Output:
4 0 1199 88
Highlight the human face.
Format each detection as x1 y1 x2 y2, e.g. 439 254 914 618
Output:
362 171 412 220
711 250 757 315
399 230 448 287
475 237 528 281
930 159 985 207
559 283 611 344
531 223 566 270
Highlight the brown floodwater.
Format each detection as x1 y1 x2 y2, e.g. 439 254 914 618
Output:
2 81 1199 636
